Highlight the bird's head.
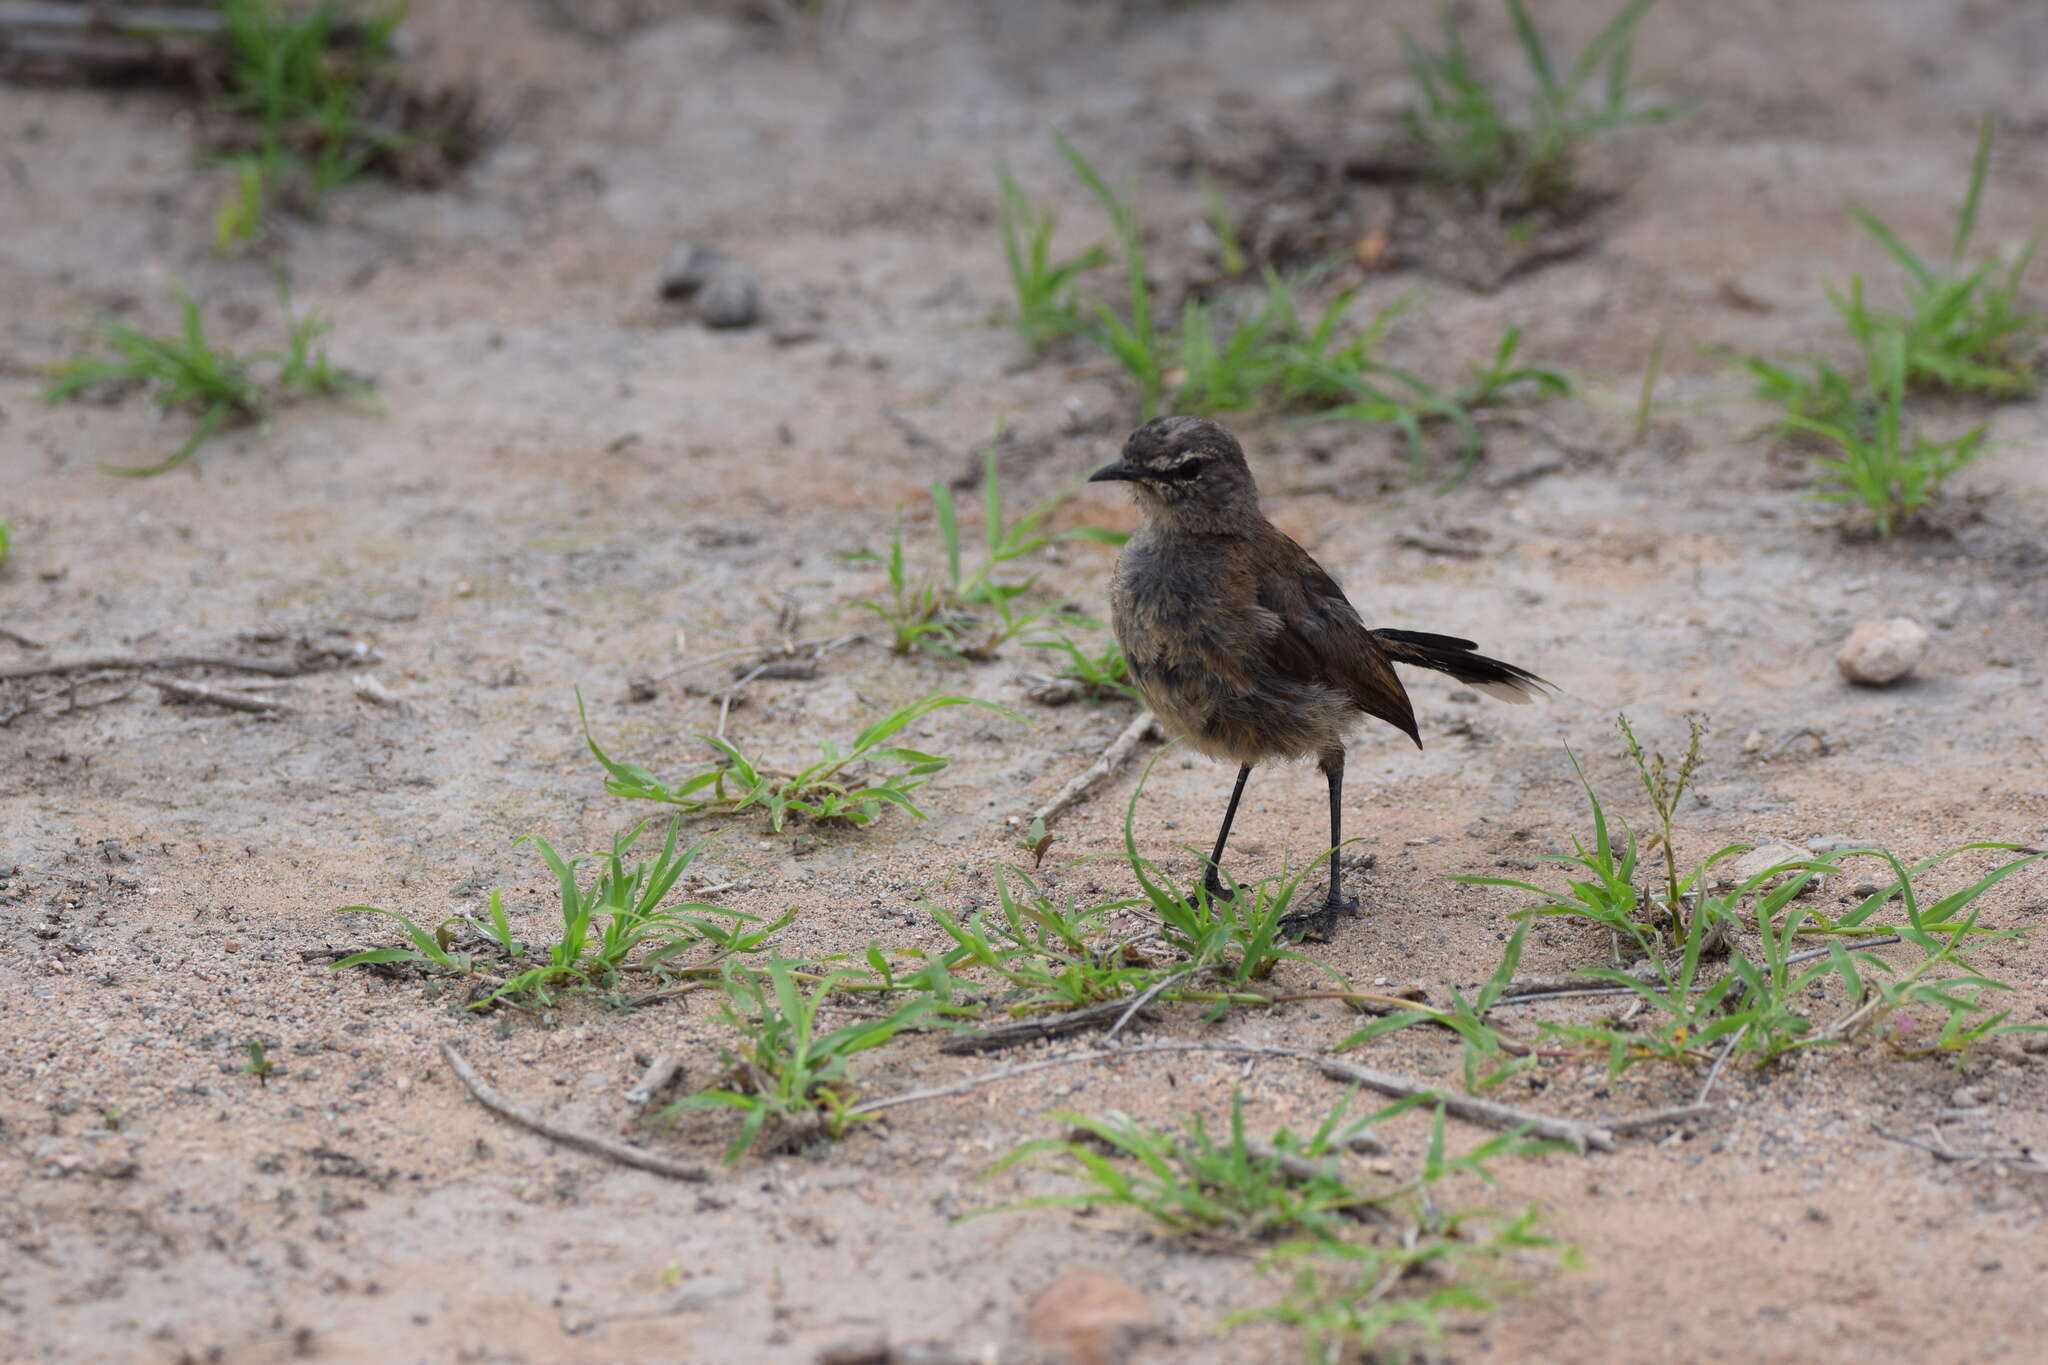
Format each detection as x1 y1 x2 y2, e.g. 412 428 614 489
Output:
1089 416 1260 527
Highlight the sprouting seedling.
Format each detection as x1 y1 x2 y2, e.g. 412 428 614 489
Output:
243 1040 277 1085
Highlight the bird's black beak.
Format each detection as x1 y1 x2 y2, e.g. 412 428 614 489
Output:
1089 460 1143 484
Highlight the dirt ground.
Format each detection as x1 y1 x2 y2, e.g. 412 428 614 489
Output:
5 2 2048 1362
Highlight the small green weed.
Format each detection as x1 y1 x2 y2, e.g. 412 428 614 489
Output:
1454 718 2042 1078
977 1094 1565 1361
582 691 1018 830
1021 627 1134 701
846 444 1124 661
0 519 10 568
1031 140 1570 483
668 956 932 1161
212 0 410 245
1400 0 1672 208
243 1039 278 1085
997 166 1112 350
333 816 785 1008
1837 117 2043 399
1060 134 1165 415
45 284 370 476
1784 338 1987 536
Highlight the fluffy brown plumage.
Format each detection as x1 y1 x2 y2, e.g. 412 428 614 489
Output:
1093 415 1551 935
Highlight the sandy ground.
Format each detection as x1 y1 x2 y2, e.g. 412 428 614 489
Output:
4 2 2047 1361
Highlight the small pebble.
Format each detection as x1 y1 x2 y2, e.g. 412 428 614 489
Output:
1835 617 1928 686
1729 840 1816 890
658 242 726 299
697 263 762 329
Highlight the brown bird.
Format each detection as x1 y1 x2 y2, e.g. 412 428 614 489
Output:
1093 416 1551 937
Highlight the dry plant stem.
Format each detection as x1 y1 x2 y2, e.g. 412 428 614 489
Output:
144 675 286 714
1870 1123 2048 1175
1027 710 1161 829
1491 936 1902 1012
0 651 351 682
352 675 406 708
625 1054 684 1108
652 633 856 684
1696 1024 1749 1103
1310 1056 1616 1153
1105 965 1200 1043
1598 1103 1719 1136
0 626 43 649
938 999 1156 1055
438 1043 710 1182
855 1042 1623 1154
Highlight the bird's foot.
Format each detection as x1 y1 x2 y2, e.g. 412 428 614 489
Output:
1200 875 1237 905
1278 890 1356 942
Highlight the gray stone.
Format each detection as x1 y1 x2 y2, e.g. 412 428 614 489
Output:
1836 617 1928 685
658 242 727 299
697 263 762 329
1729 839 1817 892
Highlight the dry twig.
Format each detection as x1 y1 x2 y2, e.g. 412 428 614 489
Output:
144 675 287 714
1026 710 1161 830
1310 1056 1616 1152
439 1043 709 1182
0 649 358 683
625 1054 685 1108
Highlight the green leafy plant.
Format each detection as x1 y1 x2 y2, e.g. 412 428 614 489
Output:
1836 117 2043 399
997 166 1112 350
1400 0 1673 207
45 284 370 476
1457 719 2041 1077
243 1039 278 1085
582 691 1018 830
847 444 1125 661
977 1095 1567 1362
0 519 10 568
930 866 1158 1013
1784 337 1987 536
669 956 932 1161
1022 627 1134 701
1060 134 1166 416
212 0 410 245
332 817 785 1008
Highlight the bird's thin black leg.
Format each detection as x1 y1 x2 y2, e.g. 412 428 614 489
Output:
1323 750 1354 914
1202 764 1253 902
1282 747 1355 940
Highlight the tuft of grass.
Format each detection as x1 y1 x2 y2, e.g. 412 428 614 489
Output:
212 0 410 246
1021 626 1134 702
1783 338 1987 536
668 956 932 1162
242 1039 278 1085
1060 134 1166 416
846 443 1124 661
997 166 1112 350
1400 0 1672 208
1032 140 1570 484
582 691 1020 831
332 816 786 1009
976 1094 1566 1361
45 283 370 476
1449 718 2042 1078
1836 117 2044 400
0 518 10 568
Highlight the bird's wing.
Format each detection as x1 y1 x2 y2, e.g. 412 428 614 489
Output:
1252 542 1420 746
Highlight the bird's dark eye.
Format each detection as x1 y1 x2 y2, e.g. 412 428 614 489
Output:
1157 458 1206 481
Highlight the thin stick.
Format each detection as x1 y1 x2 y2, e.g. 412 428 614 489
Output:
0 651 354 682
626 1054 684 1108
1311 1057 1615 1153
1632 329 1667 446
1492 936 1902 1010
144 675 287 714
1695 1023 1748 1103
1870 1122 2048 1174
939 999 1153 1055
0 626 43 650
1027 711 1161 830
439 1042 709 1182
853 1041 1622 1154
1599 1103 1718 1136
1104 966 1198 1044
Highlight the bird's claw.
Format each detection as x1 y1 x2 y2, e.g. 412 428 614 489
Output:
1278 887 1357 942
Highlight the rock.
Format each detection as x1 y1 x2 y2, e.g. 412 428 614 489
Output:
1729 840 1817 891
697 263 762 329
1026 1270 1157 1365
1807 835 1877 858
1836 617 1929 685
659 242 726 299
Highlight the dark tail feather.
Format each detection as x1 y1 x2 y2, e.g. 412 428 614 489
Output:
1372 629 1553 704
